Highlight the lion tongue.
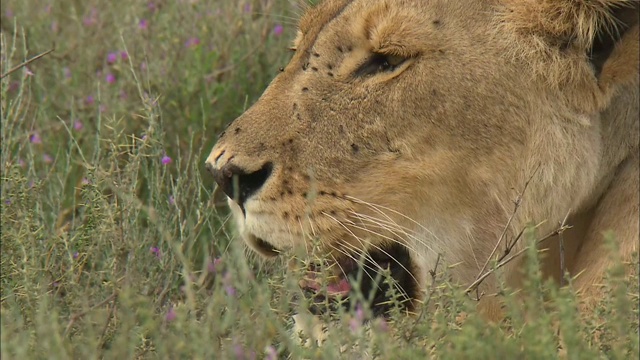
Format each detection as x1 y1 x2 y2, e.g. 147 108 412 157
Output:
326 278 351 296
301 272 351 297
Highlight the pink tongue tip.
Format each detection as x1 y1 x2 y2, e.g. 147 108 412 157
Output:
327 278 351 296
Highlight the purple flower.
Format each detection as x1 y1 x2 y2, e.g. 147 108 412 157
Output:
4 199 11 205
208 257 222 273
18 158 26 168
141 134 148 141
107 52 118 64
81 177 90 185
63 67 72 79
140 62 148 71
29 132 42 144
185 37 201 48
243 3 251 13
138 19 148 30
265 345 277 360
105 73 116 84
85 95 95 105
83 8 98 26
349 305 366 332
166 306 177 321
43 154 53 164
24 67 34 77
120 51 129 61
8 81 19 92
73 120 84 131
168 195 175 206
161 155 172 165
223 272 237 296
73 252 79 259
147 2 157 12
150 246 161 258
272 24 283 36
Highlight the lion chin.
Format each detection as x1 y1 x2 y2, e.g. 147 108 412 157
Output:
205 0 639 324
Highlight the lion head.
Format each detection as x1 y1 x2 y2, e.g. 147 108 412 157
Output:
205 0 639 317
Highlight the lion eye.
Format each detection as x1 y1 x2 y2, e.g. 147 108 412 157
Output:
354 53 407 77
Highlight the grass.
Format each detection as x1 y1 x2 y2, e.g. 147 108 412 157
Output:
1 1 638 359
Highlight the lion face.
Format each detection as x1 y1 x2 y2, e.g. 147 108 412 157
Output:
205 0 638 313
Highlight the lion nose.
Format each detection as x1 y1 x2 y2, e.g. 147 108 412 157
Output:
206 161 273 208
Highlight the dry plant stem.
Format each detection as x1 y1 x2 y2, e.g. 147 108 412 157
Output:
405 253 441 341
63 292 118 337
465 225 572 295
475 166 540 283
0 48 54 79
559 210 570 287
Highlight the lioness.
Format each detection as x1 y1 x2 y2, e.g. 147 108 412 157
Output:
205 0 639 322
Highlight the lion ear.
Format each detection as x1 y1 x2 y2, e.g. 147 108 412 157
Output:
591 2 639 89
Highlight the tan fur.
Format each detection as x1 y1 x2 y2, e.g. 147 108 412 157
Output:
205 0 639 322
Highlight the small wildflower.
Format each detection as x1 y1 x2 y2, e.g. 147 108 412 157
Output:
168 195 175 206
141 134 148 141
81 177 90 185
208 257 223 273
52 281 60 288
105 73 116 84
349 304 365 332
83 8 98 26
147 2 157 12
107 52 118 64
43 154 53 164
85 95 95 105
73 120 84 131
24 67 34 77
161 155 172 165
18 159 26 168
30 132 42 144
166 306 177 321
150 246 162 259
138 19 149 30
140 62 148 71
120 51 129 61
185 37 201 48
73 252 79 259
272 24 283 36
4 199 11 205
63 67 72 79
265 345 277 360
243 3 251 13
8 81 19 92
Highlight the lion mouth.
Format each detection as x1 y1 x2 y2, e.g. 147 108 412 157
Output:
298 243 419 318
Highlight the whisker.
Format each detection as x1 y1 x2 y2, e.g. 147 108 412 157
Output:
348 211 437 255
345 195 445 244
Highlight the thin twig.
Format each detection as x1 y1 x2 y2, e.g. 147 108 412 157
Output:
63 292 117 337
405 253 441 341
464 224 571 295
0 48 54 79
475 166 540 282
558 210 571 287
